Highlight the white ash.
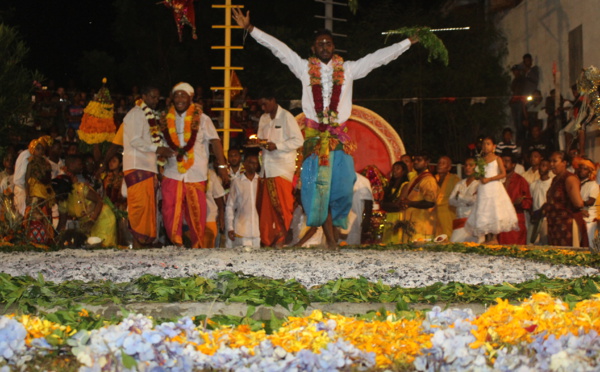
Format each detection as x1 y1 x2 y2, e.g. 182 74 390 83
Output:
1 247 597 289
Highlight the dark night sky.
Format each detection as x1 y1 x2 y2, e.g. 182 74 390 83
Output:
2 0 116 86
2 0 443 89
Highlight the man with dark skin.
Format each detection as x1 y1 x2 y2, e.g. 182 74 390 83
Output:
401 154 416 180
227 148 243 181
232 8 418 248
254 94 303 247
399 154 439 241
435 156 459 237
497 151 532 245
226 154 261 248
123 86 174 248
161 83 229 248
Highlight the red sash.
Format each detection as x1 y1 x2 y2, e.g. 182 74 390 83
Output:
453 218 467 230
406 170 434 196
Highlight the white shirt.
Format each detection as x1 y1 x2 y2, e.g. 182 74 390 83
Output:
123 106 159 173
580 179 599 222
226 173 260 238
530 177 552 211
514 163 525 176
13 150 30 188
341 173 373 245
257 105 303 181
448 178 479 219
251 27 412 123
206 169 226 222
49 158 65 179
522 168 539 185
163 112 219 183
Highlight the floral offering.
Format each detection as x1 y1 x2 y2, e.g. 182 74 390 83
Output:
4 294 600 370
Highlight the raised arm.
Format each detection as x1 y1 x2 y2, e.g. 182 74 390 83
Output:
345 38 414 80
232 8 304 79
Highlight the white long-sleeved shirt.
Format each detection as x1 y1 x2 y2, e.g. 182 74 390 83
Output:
257 105 303 181
251 27 411 124
448 178 479 219
123 106 159 173
163 112 219 183
226 173 260 238
530 177 552 212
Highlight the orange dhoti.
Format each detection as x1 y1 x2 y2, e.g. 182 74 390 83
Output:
257 177 294 247
161 177 207 248
124 170 157 245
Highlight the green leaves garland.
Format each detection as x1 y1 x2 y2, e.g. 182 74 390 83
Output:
385 27 449 66
3 272 600 315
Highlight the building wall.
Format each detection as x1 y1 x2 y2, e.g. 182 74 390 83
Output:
498 0 600 98
497 0 600 160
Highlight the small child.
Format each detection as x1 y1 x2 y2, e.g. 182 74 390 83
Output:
465 136 518 243
226 154 260 248
100 154 126 211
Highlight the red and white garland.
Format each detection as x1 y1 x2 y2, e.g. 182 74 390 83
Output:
135 99 166 166
308 54 345 127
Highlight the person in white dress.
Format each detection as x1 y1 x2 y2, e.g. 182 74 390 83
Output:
465 137 519 243
574 157 599 246
449 158 483 243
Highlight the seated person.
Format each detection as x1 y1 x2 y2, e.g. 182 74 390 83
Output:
56 155 117 247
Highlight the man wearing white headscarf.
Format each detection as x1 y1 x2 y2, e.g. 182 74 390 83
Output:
161 82 229 248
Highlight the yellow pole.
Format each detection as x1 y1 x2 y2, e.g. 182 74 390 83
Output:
211 1 244 153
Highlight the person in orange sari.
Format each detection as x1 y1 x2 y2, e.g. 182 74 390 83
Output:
123 86 174 248
160 83 229 248
255 94 303 247
400 153 440 242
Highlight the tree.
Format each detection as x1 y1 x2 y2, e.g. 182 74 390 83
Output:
0 24 42 146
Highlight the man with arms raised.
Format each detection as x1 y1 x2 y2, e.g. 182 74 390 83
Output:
123 86 174 248
160 83 229 248
233 8 418 248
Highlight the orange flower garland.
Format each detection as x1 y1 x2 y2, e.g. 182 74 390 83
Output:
161 103 201 173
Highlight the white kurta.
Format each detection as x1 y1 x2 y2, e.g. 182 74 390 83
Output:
251 27 412 123
123 106 159 173
448 178 482 243
257 105 303 181
226 173 260 241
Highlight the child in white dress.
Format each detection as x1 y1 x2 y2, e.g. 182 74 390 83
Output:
465 136 518 243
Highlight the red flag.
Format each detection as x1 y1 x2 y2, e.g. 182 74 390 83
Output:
230 71 242 100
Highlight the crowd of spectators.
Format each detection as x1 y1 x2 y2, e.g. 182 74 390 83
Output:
1 51 599 250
